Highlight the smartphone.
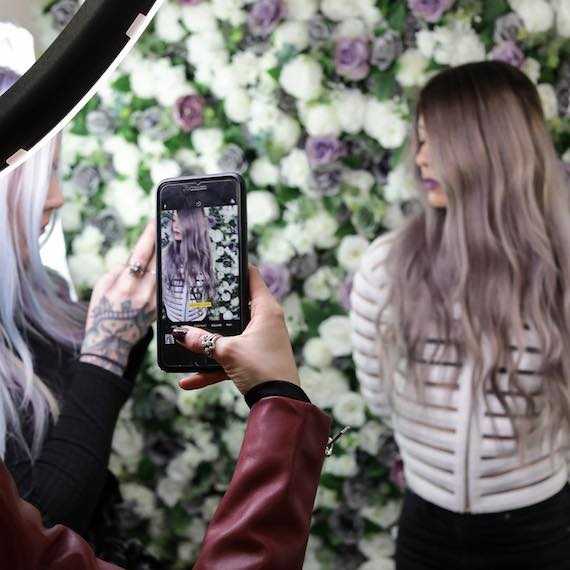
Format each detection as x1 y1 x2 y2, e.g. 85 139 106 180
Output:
156 172 249 372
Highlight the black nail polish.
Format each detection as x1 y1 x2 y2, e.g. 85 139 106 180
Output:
171 328 187 342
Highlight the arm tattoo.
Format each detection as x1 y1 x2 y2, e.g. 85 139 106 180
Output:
80 296 154 376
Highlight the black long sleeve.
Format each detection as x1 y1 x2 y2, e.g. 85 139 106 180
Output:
6 363 131 534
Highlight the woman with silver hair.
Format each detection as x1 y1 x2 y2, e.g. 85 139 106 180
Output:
0 68 157 564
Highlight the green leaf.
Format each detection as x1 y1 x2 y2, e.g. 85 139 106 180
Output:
481 0 509 26
372 69 397 101
388 2 407 31
112 74 131 93
267 66 281 81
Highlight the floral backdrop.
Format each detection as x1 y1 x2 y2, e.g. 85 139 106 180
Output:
39 0 570 568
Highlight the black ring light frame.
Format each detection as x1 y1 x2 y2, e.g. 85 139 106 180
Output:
0 0 165 175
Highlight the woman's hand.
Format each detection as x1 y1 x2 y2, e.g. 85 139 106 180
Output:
79 221 157 376
175 266 300 394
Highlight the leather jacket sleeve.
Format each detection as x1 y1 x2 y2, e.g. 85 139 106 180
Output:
0 457 119 570
194 396 332 570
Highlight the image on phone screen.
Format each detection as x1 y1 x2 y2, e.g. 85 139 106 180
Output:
156 174 248 371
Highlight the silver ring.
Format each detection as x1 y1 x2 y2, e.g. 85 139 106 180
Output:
201 333 221 359
128 261 145 277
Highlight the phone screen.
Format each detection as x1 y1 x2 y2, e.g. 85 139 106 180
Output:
156 174 248 371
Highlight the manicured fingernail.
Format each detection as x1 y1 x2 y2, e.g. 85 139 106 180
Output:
171 328 187 342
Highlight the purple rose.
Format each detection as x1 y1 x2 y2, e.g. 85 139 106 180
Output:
259 264 291 301
339 275 354 312
371 31 404 71
305 136 345 167
179 0 203 4
173 94 205 133
490 41 525 69
334 38 370 82
407 0 455 23
50 0 79 30
248 0 284 37
389 454 406 491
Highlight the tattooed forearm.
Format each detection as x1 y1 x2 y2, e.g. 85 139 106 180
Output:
80 296 154 376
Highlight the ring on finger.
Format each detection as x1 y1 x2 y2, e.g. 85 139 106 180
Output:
201 333 221 359
128 260 146 277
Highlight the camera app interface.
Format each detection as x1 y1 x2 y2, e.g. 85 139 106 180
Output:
159 178 242 364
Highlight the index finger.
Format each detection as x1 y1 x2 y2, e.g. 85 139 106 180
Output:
127 219 156 272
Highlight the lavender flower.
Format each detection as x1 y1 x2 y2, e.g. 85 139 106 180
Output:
86 109 114 136
306 136 345 167
407 0 455 23
335 38 370 81
90 210 125 246
134 106 170 139
50 0 79 30
339 274 353 311
248 0 284 37
179 0 203 4
494 12 524 44
173 94 205 133
389 454 406 491
259 264 291 301
490 41 525 69
289 253 319 279
371 31 404 71
308 15 332 47
218 144 247 173
310 166 343 197
72 164 101 197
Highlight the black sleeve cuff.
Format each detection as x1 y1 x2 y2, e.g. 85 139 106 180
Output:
244 381 311 409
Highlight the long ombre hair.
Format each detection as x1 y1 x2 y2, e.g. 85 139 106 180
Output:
163 208 216 300
378 61 570 451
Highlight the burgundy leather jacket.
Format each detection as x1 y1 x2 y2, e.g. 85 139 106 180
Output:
0 396 331 569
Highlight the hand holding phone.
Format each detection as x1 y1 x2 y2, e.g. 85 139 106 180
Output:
156 173 249 372
174 266 300 394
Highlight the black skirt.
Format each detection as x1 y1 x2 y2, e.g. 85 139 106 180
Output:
395 485 570 570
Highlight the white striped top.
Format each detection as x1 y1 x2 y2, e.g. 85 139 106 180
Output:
163 270 209 323
350 231 569 513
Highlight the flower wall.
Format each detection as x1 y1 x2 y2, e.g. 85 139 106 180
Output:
41 0 570 567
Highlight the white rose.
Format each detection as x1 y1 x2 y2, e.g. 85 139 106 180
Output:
282 292 307 340
247 191 280 226
191 128 224 155
250 157 280 187
362 500 402 528
553 0 570 37
103 136 141 178
112 421 144 462
60 201 82 232
103 180 148 227
303 337 334 368
186 31 227 67
157 477 185 507
178 542 197 564
167 450 198 484
321 0 357 21
177 389 201 416
202 496 222 520
181 3 218 32
429 22 485 67
299 365 350 408
304 267 340 301
68 252 105 289
332 89 367 134
280 149 312 191
333 17 368 39
337 235 370 272
129 59 155 100
104 244 130 271
452 30 486 65
358 559 395 570
231 51 260 87
284 0 318 20
364 99 408 149
305 211 339 249
304 104 341 137
384 162 416 203
211 64 241 99
358 421 389 455
538 83 558 120
355 0 383 26
416 29 436 59
279 55 323 101
314 486 339 509
521 57 541 83
563 149 570 163
121 483 156 519
155 2 185 42
212 0 247 26
258 228 296 263
60 133 100 164
248 97 282 133
333 392 367 427
284 222 314 254
72 225 104 255
274 21 309 51
396 49 430 88
151 159 182 185
223 88 251 123
359 533 395 560
510 0 553 34
324 453 358 477
139 134 167 157
319 315 352 356
342 169 375 194
273 114 302 152
222 420 246 459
